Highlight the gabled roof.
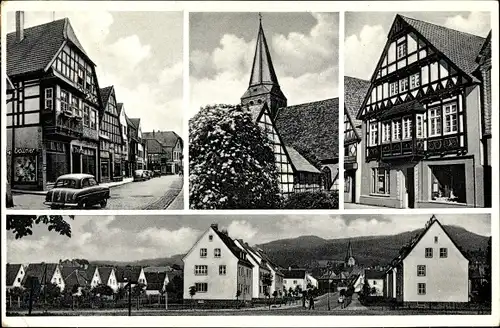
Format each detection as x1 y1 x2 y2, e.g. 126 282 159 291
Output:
276 98 339 163
212 228 253 268
63 267 89 290
22 263 58 285
6 264 22 286
98 267 114 284
85 265 98 281
7 18 91 77
143 131 182 148
128 118 141 129
115 266 143 283
117 103 124 116
283 269 306 279
389 215 469 268
144 272 167 291
236 240 269 270
344 76 370 137
399 15 486 78
99 86 113 108
145 138 165 154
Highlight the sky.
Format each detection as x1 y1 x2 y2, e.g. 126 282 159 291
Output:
345 11 491 80
7 214 490 263
189 12 339 117
6 11 183 134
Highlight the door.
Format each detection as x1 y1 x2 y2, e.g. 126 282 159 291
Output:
406 167 415 208
344 171 354 203
72 152 81 174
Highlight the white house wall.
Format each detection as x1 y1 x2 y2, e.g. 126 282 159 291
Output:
403 223 469 302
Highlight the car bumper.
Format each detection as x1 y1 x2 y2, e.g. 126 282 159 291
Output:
44 201 79 207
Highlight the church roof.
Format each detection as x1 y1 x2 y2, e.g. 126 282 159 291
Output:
7 18 91 78
285 146 320 173
275 98 339 163
249 21 280 87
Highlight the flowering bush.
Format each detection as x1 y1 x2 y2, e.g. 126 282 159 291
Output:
189 104 281 209
281 191 338 209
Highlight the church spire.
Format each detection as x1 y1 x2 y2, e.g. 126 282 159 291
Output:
241 14 287 119
345 240 355 267
248 15 280 87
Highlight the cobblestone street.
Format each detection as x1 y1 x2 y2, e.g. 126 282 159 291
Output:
11 175 183 210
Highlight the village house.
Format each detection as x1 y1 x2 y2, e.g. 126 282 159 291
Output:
183 224 254 302
385 215 469 303
6 264 26 290
117 103 130 177
364 269 385 296
126 118 147 172
344 77 371 203
98 267 119 292
356 15 492 208
283 268 309 292
22 263 65 292
234 240 272 299
144 271 170 297
6 13 102 191
61 266 90 295
98 86 123 183
255 248 285 297
240 19 339 195
143 131 183 175
115 266 147 289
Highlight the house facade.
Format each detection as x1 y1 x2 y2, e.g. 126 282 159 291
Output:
117 103 130 177
344 77 371 203
6 264 26 290
234 240 271 299
98 86 123 183
115 266 147 288
6 13 102 191
356 15 492 208
365 270 385 296
98 267 119 292
143 131 183 174
127 118 147 171
183 224 253 301
385 215 469 303
240 20 339 195
283 268 308 292
22 263 65 291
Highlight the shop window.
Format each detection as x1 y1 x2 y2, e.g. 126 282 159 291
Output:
372 168 390 195
430 164 466 203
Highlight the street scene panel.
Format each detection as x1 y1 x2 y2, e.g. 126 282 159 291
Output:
5 213 492 316
343 12 492 209
189 12 340 209
5 11 184 210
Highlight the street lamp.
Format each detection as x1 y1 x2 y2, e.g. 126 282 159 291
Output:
327 270 332 311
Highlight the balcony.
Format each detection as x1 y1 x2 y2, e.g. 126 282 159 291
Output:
367 139 425 161
43 113 83 139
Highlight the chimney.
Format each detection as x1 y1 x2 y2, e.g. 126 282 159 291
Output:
16 11 25 42
210 223 218 231
153 130 155 137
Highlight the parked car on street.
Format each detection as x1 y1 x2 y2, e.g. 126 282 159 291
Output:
44 174 110 209
133 169 149 181
153 170 161 177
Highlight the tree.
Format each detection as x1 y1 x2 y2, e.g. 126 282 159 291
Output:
272 290 278 306
43 283 62 306
7 215 74 239
132 283 146 310
8 287 24 308
261 273 273 309
189 104 281 209
235 289 241 308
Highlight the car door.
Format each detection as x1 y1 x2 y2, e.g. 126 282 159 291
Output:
87 177 102 203
80 178 92 203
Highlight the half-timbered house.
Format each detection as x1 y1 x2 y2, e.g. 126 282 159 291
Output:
6 13 102 190
344 76 371 203
240 20 339 195
98 86 123 182
356 15 492 208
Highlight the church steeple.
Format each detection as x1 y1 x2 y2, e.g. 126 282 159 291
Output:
345 240 356 267
241 14 287 119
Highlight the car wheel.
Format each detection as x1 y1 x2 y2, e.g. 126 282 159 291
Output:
79 201 87 209
101 199 108 208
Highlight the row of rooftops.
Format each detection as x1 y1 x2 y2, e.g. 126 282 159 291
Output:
6 262 182 291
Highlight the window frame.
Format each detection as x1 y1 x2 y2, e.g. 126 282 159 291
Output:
443 103 458 135
425 247 433 258
417 265 426 277
417 283 426 295
194 265 208 276
219 265 227 275
440 247 448 258
428 107 442 137
402 116 412 140
214 248 221 258
199 248 207 258
372 167 390 195
392 120 402 141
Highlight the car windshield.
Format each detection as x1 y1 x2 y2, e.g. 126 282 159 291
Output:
54 179 78 189
134 170 143 175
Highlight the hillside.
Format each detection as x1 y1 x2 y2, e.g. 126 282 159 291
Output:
89 225 488 269
257 225 489 269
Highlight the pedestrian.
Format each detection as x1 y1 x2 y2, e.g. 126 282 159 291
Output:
309 295 315 310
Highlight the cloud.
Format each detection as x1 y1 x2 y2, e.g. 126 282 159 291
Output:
190 13 338 116
226 220 259 242
345 24 386 80
444 12 491 37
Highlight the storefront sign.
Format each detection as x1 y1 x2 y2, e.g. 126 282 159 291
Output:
7 148 38 156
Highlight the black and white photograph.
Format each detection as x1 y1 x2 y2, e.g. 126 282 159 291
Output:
189 12 340 209
5 213 492 316
343 12 492 209
5 11 184 210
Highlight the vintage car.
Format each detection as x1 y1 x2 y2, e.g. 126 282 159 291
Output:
44 174 110 209
153 169 161 177
133 169 149 182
